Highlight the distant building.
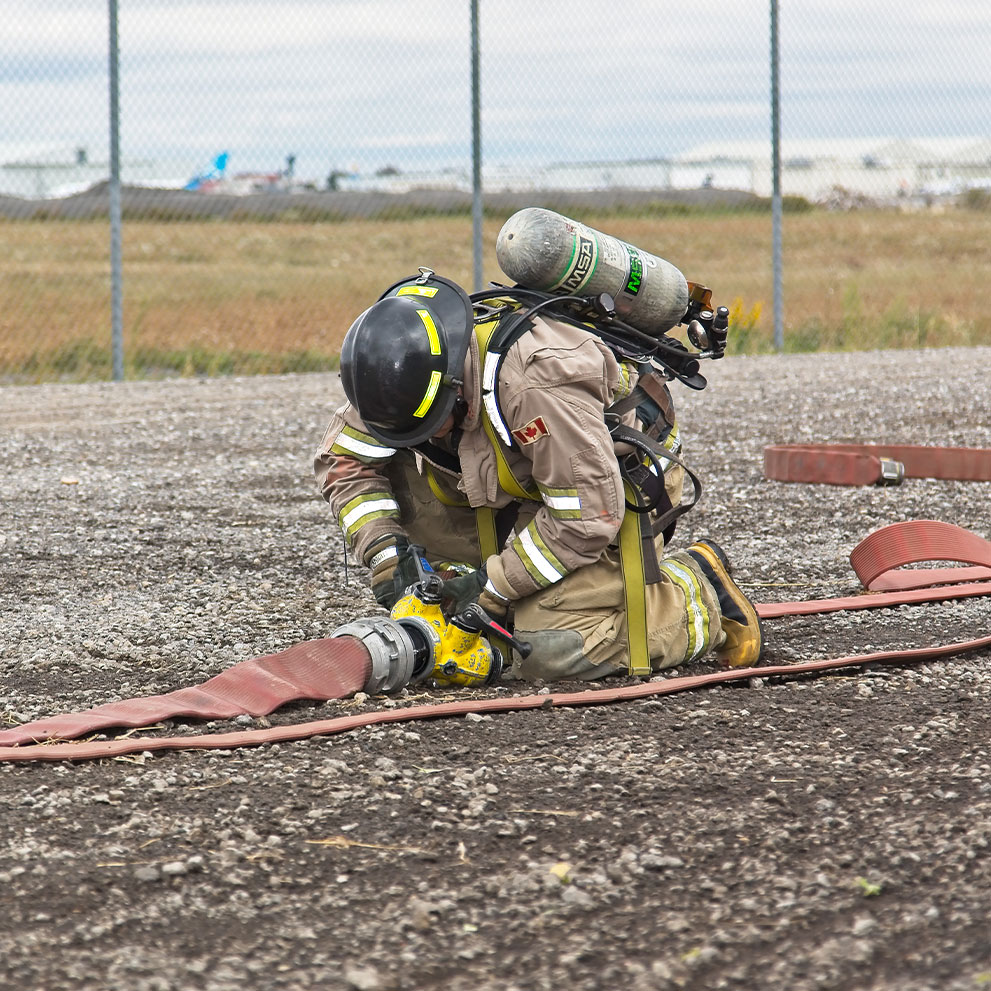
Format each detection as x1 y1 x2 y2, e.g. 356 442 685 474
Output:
671 137 991 200
0 144 163 198
333 137 991 203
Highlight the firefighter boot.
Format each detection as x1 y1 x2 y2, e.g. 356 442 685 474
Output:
686 540 763 668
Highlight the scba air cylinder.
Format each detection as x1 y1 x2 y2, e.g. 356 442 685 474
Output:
496 207 689 336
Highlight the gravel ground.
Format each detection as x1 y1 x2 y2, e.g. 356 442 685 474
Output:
2 347 990 991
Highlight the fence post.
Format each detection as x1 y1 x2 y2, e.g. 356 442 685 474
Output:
470 0 483 293
108 0 124 380
770 0 784 352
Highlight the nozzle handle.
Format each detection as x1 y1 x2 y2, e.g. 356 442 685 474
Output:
456 602 533 659
401 545 443 603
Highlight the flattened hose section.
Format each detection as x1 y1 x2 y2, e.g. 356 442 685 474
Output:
849 520 991 591
0 636 371 748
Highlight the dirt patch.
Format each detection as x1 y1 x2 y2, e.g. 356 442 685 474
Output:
1 349 990 990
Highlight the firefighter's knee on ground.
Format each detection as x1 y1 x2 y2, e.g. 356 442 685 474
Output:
510 628 620 682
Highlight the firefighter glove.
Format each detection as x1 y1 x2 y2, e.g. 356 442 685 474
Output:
442 566 510 620
367 535 427 610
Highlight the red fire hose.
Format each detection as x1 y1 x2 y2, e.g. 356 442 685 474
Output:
0 637 371 749
2 515 989 764
763 443 991 487
2 635 989 764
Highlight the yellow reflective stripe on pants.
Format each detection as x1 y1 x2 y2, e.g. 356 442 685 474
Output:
658 557 713 663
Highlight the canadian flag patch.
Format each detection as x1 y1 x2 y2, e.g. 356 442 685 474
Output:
512 416 550 446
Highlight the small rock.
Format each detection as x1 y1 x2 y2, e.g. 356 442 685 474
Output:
561 885 594 907
343 963 382 990
641 853 685 870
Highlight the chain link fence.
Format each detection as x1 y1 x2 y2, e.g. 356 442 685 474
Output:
2 1 990 382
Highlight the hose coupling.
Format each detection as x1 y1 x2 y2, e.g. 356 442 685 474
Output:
330 617 418 694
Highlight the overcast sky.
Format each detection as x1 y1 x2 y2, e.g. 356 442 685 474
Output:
3 0 990 181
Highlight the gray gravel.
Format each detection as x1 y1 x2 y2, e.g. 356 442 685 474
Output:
2 346 990 991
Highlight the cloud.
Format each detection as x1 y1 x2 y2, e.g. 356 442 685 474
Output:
1 0 989 182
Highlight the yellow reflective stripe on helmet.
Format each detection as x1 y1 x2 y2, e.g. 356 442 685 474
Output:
338 492 400 539
397 285 439 298
513 522 567 587
537 483 582 519
412 370 442 419
659 558 713 662
416 308 442 355
331 426 397 462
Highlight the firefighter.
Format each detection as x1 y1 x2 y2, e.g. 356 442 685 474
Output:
314 271 762 682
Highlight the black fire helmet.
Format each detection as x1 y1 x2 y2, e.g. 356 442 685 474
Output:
339 271 473 447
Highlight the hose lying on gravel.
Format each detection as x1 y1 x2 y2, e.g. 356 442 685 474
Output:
2 519 989 763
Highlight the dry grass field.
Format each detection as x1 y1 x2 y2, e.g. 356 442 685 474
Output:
2 207 989 380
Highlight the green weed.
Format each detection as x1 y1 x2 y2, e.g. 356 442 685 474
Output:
0 343 338 384
855 876 883 897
